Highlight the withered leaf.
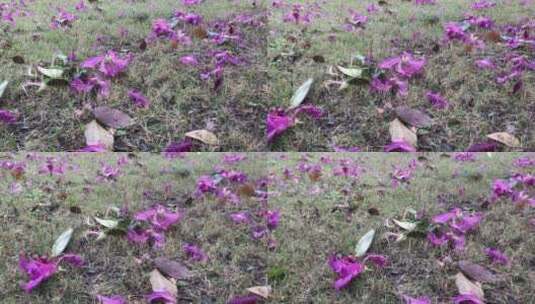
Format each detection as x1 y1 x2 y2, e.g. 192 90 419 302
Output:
487 132 520 148
185 129 219 145
458 261 497 283
93 106 134 129
395 106 433 128
154 257 192 280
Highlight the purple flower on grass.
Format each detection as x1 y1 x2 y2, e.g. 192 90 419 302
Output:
230 212 250 224
196 175 217 194
227 295 260 304
379 52 426 78
328 255 364 290
19 255 57 293
364 254 388 268
135 204 182 231
183 243 208 262
164 140 192 157
81 51 131 78
384 140 417 152
0 109 18 124
452 293 484 304
96 295 127 304
179 55 199 66
426 91 449 109
266 105 323 143
128 89 150 109
402 295 432 304
484 247 509 265
266 109 295 142
475 59 496 70
145 290 176 304
265 210 280 230
492 179 514 197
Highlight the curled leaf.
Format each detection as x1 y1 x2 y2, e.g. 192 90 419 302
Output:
487 132 520 148
94 217 119 229
355 229 375 257
289 78 314 109
185 129 219 145
455 272 484 301
150 269 178 298
51 228 73 257
389 118 417 147
337 66 364 78
84 120 114 151
392 219 417 231
246 285 272 299
0 80 8 98
93 106 134 129
395 106 433 128
37 66 64 79
458 261 497 283
154 257 192 280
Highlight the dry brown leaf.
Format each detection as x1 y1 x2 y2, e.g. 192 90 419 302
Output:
237 183 256 197
455 272 484 301
487 132 520 148
93 106 134 129
458 260 497 283
395 106 433 128
150 269 177 298
389 119 417 147
246 285 272 299
185 129 219 145
154 257 192 280
84 120 114 150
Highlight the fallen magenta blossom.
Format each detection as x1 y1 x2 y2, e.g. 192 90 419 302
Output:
183 243 208 262
134 204 182 231
472 0 496 10
19 255 57 293
466 141 498 152
179 55 199 66
0 109 18 124
452 293 484 304
127 205 182 248
227 294 260 304
402 295 432 304
266 105 324 143
145 290 177 304
163 139 192 157
328 253 387 290
78 143 108 152
427 208 483 251
379 52 426 78
50 9 77 29
19 253 84 293
453 152 477 162
128 89 150 109
384 139 417 152
484 247 509 265
81 51 132 78
426 91 449 109
95 295 127 304
70 74 111 98
328 255 364 290
391 159 418 187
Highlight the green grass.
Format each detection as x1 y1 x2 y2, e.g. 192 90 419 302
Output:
266 152 535 303
1 0 534 151
1 152 534 303
0 152 269 303
266 0 535 151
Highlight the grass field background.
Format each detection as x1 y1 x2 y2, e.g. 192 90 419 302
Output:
1 152 534 303
1 0 533 151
